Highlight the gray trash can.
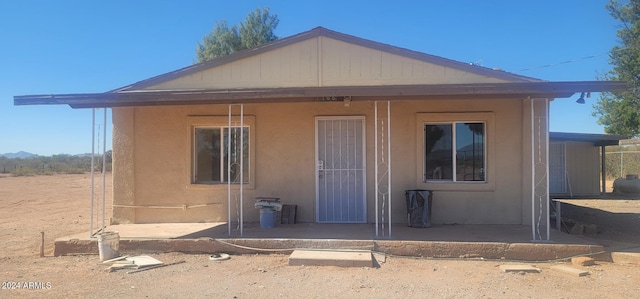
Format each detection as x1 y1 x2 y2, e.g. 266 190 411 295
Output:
405 190 433 228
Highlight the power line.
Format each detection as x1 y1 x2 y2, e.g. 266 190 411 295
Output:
517 46 632 72
517 52 609 72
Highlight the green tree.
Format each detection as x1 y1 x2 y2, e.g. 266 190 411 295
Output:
594 0 640 137
196 8 279 63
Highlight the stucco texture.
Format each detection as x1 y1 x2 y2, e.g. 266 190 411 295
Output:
111 97 539 225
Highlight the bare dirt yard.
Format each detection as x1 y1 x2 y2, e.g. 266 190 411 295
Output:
1 173 639 298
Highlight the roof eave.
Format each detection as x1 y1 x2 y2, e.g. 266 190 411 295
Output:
550 132 627 146
14 81 627 109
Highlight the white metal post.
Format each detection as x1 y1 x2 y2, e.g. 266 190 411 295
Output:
374 103 379 237
239 104 244 236
386 101 392 238
530 98 536 241
90 108 95 238
374 101 392 238
227 104 244 237
227 105 232 237
102 108 107 232
545 98 550 241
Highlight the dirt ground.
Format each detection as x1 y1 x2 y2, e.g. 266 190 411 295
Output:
1 173 639 298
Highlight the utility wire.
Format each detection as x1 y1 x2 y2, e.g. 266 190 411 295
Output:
517 46 631 72
517 52 609 72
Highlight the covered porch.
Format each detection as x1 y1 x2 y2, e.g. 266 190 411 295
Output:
54 222 605 261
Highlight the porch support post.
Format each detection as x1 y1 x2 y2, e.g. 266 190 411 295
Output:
530 97 535 241
545 98 550 241
374 103 379 236
530 98 551 241
227 104 244 237
102 108 107 232
601 145 606 195
90 108 95 238
239 104 244 236
227 105 232 236
374 101 392 238
387 101 392 238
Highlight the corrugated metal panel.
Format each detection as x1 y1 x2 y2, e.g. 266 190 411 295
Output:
565 142 600 195
549 142 567 194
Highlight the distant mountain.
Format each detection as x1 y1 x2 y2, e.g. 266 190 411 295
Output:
0 151 37 158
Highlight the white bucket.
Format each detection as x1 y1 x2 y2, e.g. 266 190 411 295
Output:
97 231 120 260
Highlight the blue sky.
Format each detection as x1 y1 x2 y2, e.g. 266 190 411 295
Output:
0 0 621 155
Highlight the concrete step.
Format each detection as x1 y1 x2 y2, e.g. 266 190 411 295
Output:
288 250 373 267
611 251 640 265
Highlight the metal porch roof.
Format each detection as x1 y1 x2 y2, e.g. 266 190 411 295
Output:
14 81 629 108
550 132 627 146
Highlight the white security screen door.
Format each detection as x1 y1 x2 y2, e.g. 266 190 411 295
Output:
549 142 567 194
316 117 366 223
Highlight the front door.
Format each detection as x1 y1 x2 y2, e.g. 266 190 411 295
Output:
315 117 366 223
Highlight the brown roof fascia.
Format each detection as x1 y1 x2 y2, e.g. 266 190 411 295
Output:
114 27 540 92
14 80 628 109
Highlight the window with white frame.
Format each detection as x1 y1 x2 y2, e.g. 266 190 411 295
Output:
424 122 485 182
194 126 249 184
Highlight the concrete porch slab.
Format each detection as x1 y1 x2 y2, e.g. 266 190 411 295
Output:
57 223 223 241
53 223 607 261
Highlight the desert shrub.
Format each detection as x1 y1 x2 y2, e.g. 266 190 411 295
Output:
11 167 36 176
1 153 111 176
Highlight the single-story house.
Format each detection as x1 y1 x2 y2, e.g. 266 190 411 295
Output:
15 27 627 238
549 132 625 197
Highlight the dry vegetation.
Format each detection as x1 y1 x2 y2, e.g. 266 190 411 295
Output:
0 173 638 298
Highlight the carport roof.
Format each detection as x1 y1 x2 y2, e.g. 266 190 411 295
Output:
550 132 626 146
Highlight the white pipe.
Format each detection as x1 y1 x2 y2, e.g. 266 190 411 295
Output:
374 102 379 237
90 108 95 238
530 98 536 241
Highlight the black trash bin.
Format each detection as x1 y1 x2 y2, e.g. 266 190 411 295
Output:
405 189 433 228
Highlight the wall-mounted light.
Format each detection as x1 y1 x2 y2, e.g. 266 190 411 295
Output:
343 96 351 107
576 92 586 104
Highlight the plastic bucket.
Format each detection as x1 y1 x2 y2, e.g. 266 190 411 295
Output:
259 209 276 228
97 231 120 260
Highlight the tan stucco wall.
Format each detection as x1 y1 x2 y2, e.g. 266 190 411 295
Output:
111 98 537 225
112 107 136 224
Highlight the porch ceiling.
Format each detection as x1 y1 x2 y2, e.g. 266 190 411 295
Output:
14 80 628 109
